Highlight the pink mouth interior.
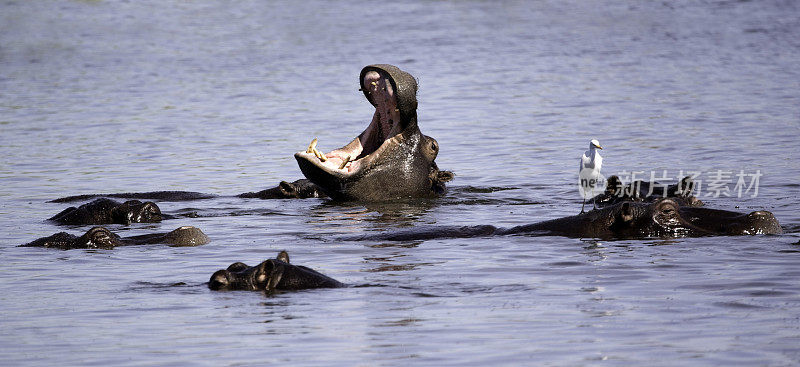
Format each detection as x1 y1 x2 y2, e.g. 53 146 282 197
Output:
318 70 401 173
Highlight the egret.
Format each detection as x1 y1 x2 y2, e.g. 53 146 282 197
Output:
579 139 603 213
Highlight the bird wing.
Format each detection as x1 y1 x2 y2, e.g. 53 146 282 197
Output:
594 152 602 172
581 151 594 170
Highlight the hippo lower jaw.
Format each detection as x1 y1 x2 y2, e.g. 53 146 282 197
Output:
295 131 404 181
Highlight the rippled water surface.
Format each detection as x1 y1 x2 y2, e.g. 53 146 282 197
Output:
2 0 799 365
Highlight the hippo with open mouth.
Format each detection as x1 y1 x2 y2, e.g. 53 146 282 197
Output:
295 64 452 201
208 251 344 292
46 65 451 204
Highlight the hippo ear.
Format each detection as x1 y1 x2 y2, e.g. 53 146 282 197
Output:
226 262 249 272
276 251 290 264
605 175 622 195
620 202 634 223
437 170 454 183
264 260 285 293
678 176 695 196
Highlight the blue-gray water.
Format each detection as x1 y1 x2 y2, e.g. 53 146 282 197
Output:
2 0 800 365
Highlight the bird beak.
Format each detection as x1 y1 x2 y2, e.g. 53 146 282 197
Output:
597 145 603 150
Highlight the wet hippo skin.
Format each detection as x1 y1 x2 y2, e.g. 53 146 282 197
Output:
355 198 783 241
295 64 452 201
20 226 210 249
49 198 163 225
209 251 344 292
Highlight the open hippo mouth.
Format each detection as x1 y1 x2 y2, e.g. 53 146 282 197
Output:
294 64 449 201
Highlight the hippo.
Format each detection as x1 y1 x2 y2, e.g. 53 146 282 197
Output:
354 198 782 241
45 183 321 225
589 175 704 208
209 251 344 292
49 179 324 204
48 191 215 203
499 198 782 238
294 64 453 201
20 226 210 249
49 198 163 225
237 179 326 199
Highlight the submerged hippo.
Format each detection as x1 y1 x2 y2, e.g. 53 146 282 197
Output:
50 180 324 204
590 175 703 209
295 64 453 201
49 198 163 225
209 251 343 292
500 198 781 238
238 179 326 199
20 226 209 249
356 198 782 241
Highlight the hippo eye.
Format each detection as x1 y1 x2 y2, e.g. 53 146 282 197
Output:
430 141 438 152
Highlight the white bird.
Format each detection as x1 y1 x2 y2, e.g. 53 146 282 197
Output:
579 139 603 213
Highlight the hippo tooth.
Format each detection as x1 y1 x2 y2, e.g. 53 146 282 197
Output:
338 155 351 170
306 138 318 154
314 148 327 162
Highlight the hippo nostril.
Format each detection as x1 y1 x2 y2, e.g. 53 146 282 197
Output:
749 211 773 220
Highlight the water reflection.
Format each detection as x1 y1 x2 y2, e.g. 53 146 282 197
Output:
367 241 422 249
581 239 609 262
376 318 425 327
2 0 799 364
308 198 439 228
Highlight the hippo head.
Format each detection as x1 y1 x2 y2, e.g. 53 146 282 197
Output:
163 226 210 247
606 198 783 237
75 227 124 249
110 200 162 224
295 64 451 201
677 206 783 235
208 251 289 291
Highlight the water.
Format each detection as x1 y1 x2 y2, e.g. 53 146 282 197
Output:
1 0 799 365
